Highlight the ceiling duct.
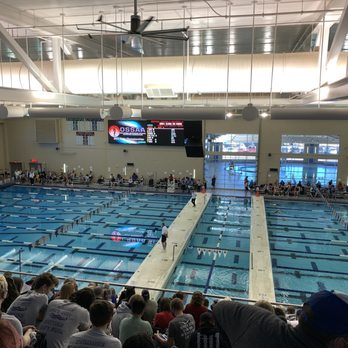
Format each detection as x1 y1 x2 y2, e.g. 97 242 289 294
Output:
28 108 104 119
141 107 226 120
0 105 28 119
271 107 348 120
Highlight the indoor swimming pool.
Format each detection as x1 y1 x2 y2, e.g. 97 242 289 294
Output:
0 185 187 292
266 199 348 304
2 184 346 305
166 196 251 299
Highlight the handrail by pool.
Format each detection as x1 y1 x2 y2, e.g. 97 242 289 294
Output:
0 268 302 308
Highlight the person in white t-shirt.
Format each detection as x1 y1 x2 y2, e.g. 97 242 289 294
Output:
39 287 95 348
191 191 197 207
68 300 121 348
7 272 58 327
161 223 169 250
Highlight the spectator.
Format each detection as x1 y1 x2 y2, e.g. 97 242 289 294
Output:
39 287 95 348
1 276 20 312
172 291 185 301
141 289 158 325
154 298 195 348
184 291 208 329
93 286 104 300
189 311 223 348
56 283 76 300
7 272 58 326
213 290 348 348
68 300 121 348
12 277 23 295
0 276 34 347
274 307 287 323
0 317 22 348
119 294 153 344
154 297 174 332
254 299 275 314
123 333 155 348
111 286 135 338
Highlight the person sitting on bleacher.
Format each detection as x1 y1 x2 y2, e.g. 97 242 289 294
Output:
0 276 34 347
111 286 135 339
39 287 95 348
68 300 121 348
7 272 58 327
213 290 348 348
189 311 224 348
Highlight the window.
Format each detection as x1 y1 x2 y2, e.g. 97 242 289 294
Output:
280 135 339 185
76 132 95 146
86 120 104 131
280 158 338 185
281 135 339 155
67 119 104 132
205 134 258 189
206 134 258 153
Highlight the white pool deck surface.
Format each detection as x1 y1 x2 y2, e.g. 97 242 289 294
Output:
128 193 276 302
249 195 275 302
127 192 212 299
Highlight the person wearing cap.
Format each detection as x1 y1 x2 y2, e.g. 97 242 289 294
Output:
213 290 348 348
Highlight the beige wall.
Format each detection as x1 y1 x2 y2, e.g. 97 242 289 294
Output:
3 117 348 184
4 118 204 180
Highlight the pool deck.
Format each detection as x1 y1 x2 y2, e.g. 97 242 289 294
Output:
249 195 275 302
127 192 211 299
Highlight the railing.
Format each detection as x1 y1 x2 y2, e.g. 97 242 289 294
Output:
312 185 348 230
0 268 302 308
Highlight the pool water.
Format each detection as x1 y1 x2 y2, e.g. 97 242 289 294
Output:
166 196 251 299
0 185 187 292
266 199 348 304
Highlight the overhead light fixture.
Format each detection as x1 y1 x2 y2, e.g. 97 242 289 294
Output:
260 111 269 118
242 103 259 121
126 35 144 54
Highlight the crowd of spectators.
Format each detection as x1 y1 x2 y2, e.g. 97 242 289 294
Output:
0 271 347 348
9 169 210 194
249 179 348 199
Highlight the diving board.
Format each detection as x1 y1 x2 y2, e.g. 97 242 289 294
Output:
249 196 275 302
127 192 211 299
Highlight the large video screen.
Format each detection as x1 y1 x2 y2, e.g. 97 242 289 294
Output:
146 120 184 146
108 120 147 145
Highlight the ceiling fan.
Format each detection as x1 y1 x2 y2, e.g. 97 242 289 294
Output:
78 0 189 54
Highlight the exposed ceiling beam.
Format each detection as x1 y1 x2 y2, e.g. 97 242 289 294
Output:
0 2 117 58
0 22 57 92
327 0 348 70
